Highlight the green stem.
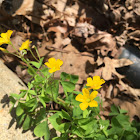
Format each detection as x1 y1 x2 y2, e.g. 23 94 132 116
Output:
29 49 39 62
57 97 65 104
94 109 108 138
21 57 36 75
10 42 21 56
57 97 72 113
102 129 108 138
50 73 55 101
34 45 40 60
119 129 125 140
46 110 59 113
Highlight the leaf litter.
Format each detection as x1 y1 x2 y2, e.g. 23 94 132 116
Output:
0 0 140 121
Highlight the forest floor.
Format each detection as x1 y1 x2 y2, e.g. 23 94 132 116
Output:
0 0 140 126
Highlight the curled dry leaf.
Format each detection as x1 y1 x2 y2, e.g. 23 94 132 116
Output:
113 98 140 121
85 30 118 57
102 57 133 81
118 80 140 97
73 22 95 38
12 0 53 26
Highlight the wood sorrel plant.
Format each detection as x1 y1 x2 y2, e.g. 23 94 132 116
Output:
0 30 140 140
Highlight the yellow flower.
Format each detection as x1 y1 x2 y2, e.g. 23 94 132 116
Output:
19 40 32 51
44 57 63 73
0 30 13 45
0 47 9 53
86 76 105 90
75 88 98 111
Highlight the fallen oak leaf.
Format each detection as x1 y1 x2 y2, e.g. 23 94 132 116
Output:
111 58 133 68
102 57 133 80
118 80 140 97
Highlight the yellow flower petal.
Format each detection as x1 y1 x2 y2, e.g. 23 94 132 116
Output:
44 62 51 68
44 57 63 73
90 91 98 100
0 39 5 46
79 102 89 111
93 76 100 81
89 100 98 107
49 67 56 73
75 94 86 102
0 47 9 53
48 57 56 64
86 77 93 86
0 30 13 45
86 76 105 90
82 88 90 99
100 79 105 85
19 40 32 51
57 59 63 66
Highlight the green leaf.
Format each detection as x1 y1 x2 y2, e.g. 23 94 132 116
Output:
73 106 83 118
10 91 26 100
59 110 71 120
83 109 89 118
107 127 122 136
30 61 40 68
71 125 84 137
30 57 44 69
40 67 50 77
34 121 50 139
25 98 37 107
9 96 16 112
38 96 50 108
16 104 24 116
48 113 70 133
70 74 79 84
115 114 130 128
22 115 32 130
60 72 70 81
35 108 46 124
52 136 68 140
35 74 45 83
72 91 82 95
9 96 16 105
111 116 122 128
46 80 59 101
27 67 37 76
27 82 33 89
17 113 26 126
60 72 79 84
119 108 128 114
28 90 37 95
99 119 109 130
109 104 119 116
61 81 75 92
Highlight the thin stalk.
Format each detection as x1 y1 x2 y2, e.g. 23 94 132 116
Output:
10 42 21 56
34 46 40 60
21 57 36 75
46 110 59 113
94 109 108 138
29 49 39 62
119 129 125 140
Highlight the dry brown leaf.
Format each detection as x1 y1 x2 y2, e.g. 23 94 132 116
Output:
102 57 133 81
12 0 34 16
119 80 140 97
52 32 63 48
48 26 67 34
12 0 52 26
111 58 133 68
113 98 140 121
106 84 113 99
74 22 95 38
